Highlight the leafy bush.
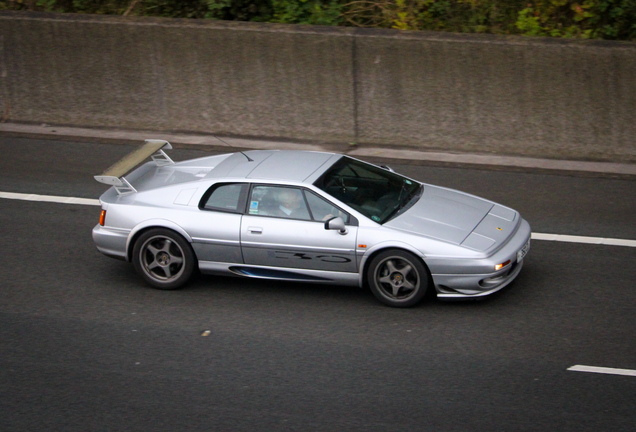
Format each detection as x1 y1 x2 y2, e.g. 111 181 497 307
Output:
1 0 634 40
271 0 344 25
341 0 526 34
515 0 636 40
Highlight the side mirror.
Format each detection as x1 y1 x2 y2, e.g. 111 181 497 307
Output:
324 217 348 235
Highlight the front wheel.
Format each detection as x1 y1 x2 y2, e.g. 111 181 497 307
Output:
132 228 196 290
367 249 429 307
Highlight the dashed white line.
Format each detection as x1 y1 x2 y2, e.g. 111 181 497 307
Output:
1 191 636 248
568 365 636 377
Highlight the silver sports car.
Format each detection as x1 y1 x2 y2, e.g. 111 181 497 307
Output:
93 140 531 307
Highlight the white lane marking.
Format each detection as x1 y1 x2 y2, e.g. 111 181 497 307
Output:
532 232 636 247
1 191 636 248
0 191 100 206
568 365 636 377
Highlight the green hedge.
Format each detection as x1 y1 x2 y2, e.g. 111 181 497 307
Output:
2 0 635 40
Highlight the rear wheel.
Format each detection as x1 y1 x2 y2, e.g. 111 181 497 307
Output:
132 228 195 290
367 249 428 307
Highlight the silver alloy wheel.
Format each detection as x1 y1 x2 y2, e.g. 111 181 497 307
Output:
139 235 186 283
373 255 420 301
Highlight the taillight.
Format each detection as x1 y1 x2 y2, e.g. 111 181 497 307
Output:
99 210 106 226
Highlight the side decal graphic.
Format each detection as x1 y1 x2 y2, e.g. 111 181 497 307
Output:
267 250 352 264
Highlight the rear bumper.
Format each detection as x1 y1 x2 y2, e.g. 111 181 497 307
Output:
92 224 129 261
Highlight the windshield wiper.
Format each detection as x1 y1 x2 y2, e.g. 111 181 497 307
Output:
397 179 407 202
382 184 423 224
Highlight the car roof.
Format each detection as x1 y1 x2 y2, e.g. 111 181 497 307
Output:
203 150 340 183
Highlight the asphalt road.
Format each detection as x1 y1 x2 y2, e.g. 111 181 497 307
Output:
1 136 635 431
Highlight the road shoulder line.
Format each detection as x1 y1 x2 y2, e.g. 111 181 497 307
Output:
531 233 636 247
0 191 100 206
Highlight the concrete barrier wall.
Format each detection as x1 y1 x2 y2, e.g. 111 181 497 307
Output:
356 31 636 162
0 12 356 142
1 11 635 162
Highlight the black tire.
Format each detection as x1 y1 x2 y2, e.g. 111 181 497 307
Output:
132 228 196 290
366 249 429 307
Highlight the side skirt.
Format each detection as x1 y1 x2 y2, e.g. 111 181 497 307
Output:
198 261 361 287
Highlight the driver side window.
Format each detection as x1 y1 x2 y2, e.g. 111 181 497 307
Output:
248 186 311 221
305 192 350 224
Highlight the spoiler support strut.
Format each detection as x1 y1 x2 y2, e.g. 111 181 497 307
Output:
94 139 174 195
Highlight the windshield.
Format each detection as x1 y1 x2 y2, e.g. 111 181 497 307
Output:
314 157 423 224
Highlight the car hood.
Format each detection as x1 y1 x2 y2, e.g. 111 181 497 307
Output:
384 185 499 245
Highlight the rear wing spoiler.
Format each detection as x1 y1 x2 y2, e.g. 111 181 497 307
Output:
94 139 174 195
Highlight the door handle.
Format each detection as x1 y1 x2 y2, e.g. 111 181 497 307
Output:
248 226 263 234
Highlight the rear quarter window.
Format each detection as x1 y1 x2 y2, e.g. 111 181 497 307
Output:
200 183 248 213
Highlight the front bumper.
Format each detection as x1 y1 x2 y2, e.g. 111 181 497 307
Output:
431 219 531 299
434 258 524 299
